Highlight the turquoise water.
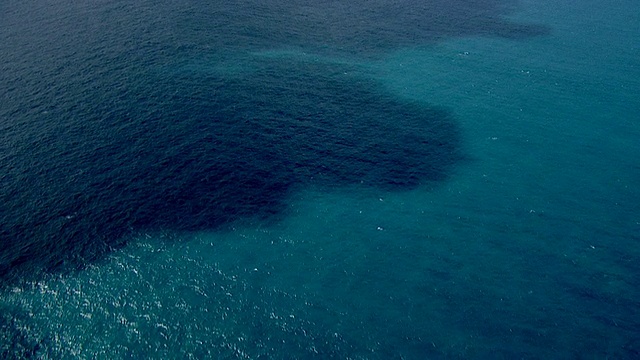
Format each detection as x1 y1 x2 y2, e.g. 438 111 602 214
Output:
2 0 639 358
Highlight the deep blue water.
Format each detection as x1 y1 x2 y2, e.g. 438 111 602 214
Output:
1 0 639 358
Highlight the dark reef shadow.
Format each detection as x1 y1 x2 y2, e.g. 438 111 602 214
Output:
0 59 464 284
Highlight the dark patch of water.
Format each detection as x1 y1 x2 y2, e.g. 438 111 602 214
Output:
0 58 462 284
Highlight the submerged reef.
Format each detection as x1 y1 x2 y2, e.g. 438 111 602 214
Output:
0 59 462 284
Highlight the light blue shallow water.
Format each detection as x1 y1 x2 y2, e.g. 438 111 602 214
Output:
1 0 639 358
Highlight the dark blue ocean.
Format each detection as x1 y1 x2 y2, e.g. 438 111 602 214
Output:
1 0 639 358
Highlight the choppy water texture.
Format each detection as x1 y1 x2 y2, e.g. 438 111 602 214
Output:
1 0 639 358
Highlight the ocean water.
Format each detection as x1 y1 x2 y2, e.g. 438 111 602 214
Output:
1 0 638 358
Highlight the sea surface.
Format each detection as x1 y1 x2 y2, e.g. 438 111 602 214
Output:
1 0 639 358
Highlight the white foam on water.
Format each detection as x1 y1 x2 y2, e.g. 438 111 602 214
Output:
0 232 360 359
